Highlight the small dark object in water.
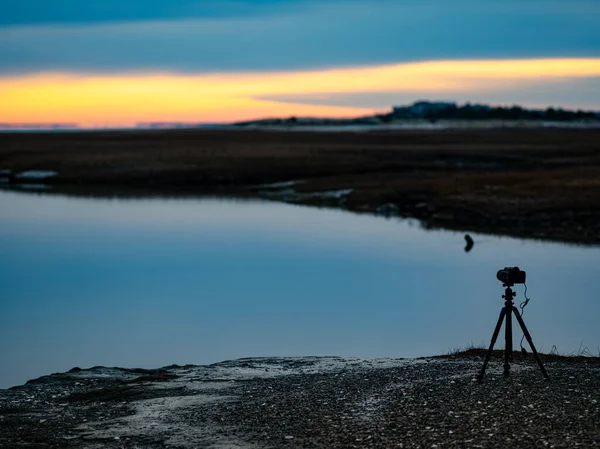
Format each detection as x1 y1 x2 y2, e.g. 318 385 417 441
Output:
464 234 474 252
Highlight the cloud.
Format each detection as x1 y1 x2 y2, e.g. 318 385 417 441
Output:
2 58 599 126
0 1 598 74
264 78 600 111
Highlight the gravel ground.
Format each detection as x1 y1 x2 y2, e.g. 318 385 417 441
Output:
1 352 599 448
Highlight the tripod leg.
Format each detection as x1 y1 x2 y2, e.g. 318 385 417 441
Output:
478 308 506 383
507 306 513 362
512 306 550 380
504 305 513 377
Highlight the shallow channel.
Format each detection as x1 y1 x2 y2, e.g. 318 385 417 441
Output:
1 190 599 388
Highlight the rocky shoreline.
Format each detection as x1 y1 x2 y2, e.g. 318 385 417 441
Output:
2 351 599 448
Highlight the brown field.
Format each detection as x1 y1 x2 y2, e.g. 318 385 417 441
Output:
1 127 600 244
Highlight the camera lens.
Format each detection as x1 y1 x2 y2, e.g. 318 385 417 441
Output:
496 269 509 283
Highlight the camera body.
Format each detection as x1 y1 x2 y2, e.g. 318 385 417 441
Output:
496 266 526 284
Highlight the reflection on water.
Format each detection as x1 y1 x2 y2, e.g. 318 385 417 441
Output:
0 190 599 388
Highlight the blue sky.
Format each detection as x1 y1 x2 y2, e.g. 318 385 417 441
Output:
1 0 301 25
1 0 598 73
1 1 599 124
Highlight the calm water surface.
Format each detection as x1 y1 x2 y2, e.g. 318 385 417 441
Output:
1 190 599 388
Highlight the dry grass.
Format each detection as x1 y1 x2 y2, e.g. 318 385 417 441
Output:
1 127 600 243
442 342 600 364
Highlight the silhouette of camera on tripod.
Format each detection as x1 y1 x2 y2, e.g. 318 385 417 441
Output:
496 266 526 285
477 267 550 383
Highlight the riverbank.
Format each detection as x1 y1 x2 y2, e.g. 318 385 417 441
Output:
1 351 599 448
1 127 600 244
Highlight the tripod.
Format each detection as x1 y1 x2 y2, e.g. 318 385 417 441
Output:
477 283 549 382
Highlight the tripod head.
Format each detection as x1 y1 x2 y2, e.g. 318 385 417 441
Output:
502 284 516 303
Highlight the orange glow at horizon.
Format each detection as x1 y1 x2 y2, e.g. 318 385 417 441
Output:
1 58 600 127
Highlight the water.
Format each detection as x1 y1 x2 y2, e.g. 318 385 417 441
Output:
1 190 599 388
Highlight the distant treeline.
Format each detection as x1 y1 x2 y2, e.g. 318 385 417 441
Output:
235 101 600 127
384 101 600 122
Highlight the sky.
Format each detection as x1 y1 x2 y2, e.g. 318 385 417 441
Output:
0 0 599 127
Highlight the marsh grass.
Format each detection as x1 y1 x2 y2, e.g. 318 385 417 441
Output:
2 128 600 244
443 341 600 364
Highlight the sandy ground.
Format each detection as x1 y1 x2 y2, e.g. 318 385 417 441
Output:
1 352 599 448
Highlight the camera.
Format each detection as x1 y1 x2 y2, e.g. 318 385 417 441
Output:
496 266 526 284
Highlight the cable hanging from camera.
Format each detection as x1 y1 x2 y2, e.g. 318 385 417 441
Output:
519 283 531 353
